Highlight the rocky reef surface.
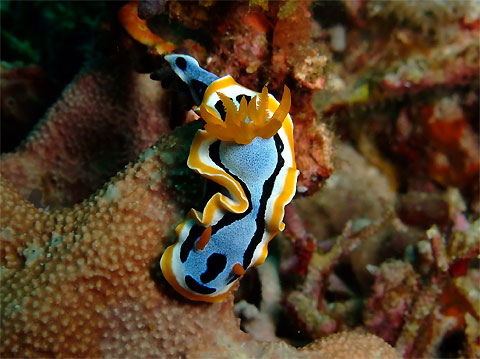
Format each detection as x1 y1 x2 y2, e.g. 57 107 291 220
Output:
1 1 478 358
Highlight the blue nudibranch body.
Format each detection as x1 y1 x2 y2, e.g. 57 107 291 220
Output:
160 55 298 302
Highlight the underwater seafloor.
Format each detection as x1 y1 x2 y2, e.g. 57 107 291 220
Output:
0 1 479 358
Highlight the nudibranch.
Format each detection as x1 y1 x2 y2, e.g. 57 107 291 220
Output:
160 55 298 303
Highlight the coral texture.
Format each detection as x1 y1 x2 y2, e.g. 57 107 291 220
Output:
0 123 200 357
0 123 397 358
304 331 400 359
0 63 53 153
0 63 170 209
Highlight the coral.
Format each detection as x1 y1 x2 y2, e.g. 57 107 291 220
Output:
0 123 201 357
281 206 479 357
318 0 479 113
364 260 420 344
282 213 394 338
0 63 54 153
271 0 333 194
295 143 396 237
166 1 212 30
282 203 317 276
0 62 171 209
396 192 450 230
0 4 336 355
278 142 478 356
272 0 327 91
118 1 176 53
392 94 480 191
0 123 396 358
366 222 480 358
132 0 335 194
2 1 479 357
303 331 400 359
234 259 282 342
216 7 270 76
366 0 480 30
180 1 335 194
138 0 166 20
465 313 480 358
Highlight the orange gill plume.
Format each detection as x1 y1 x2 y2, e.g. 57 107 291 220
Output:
200 85 291 145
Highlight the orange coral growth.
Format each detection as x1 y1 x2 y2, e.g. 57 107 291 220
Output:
243 12 272 33
440 281 478 326
201 85 291 144
0 123 396 358
421 105 466 146
118 1 176 53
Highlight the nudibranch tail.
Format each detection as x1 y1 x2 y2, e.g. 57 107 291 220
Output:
160 242 232 303
159 55 298 303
